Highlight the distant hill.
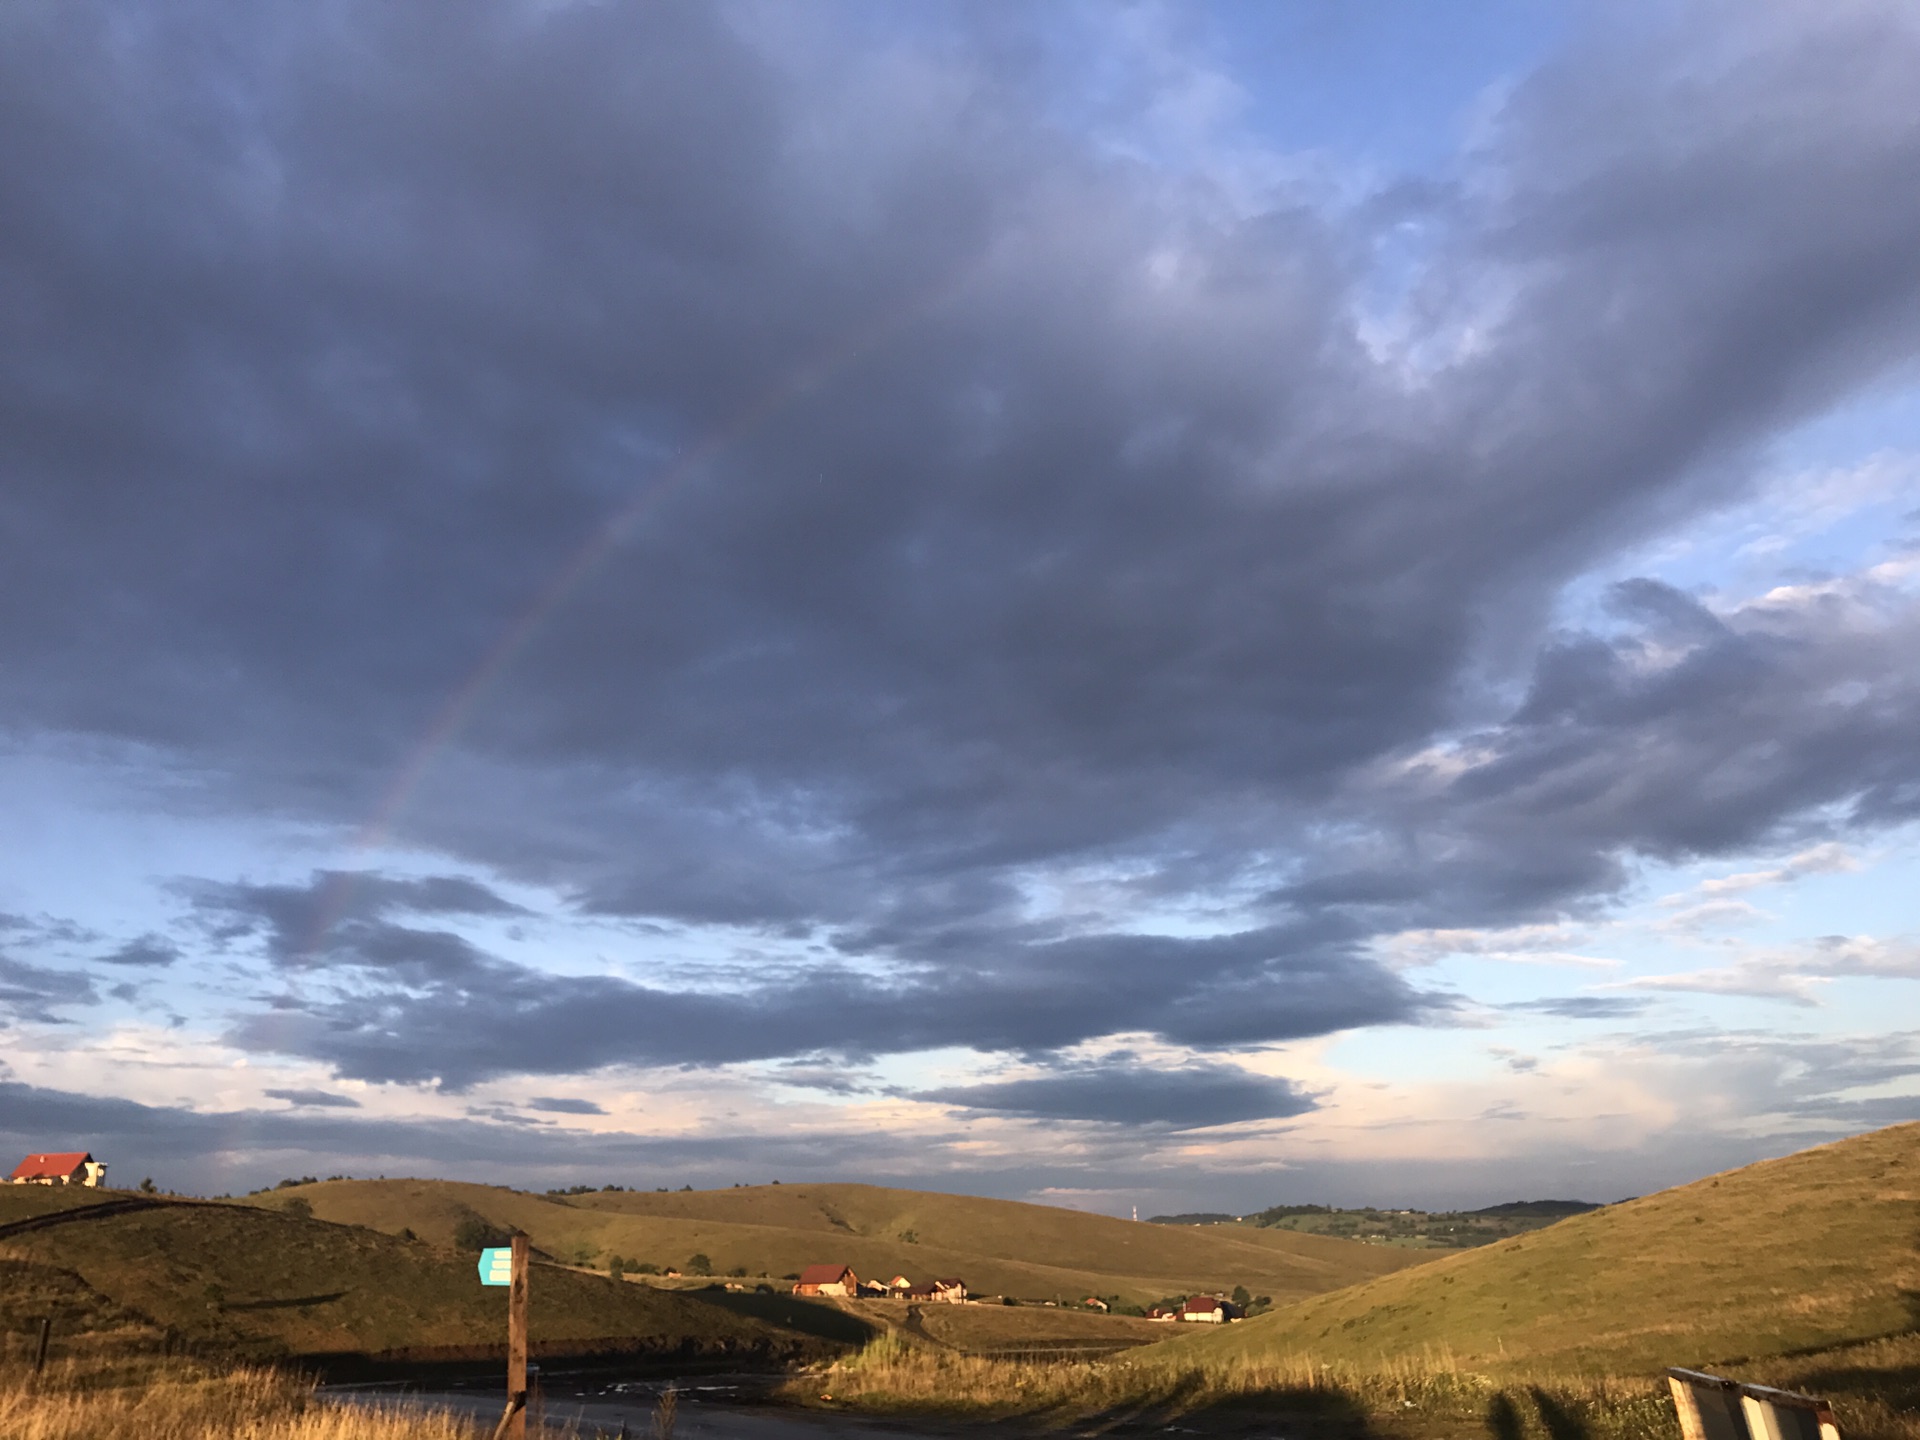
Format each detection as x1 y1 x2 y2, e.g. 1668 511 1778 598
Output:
1469 1200 1602 1218
1238 1201 1604 1248
1151 1199 1605 1249
0 1189 854 1363
245 1179 1426 1308
1152 1121 1920 1375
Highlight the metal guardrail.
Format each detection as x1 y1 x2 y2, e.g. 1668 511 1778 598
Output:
1668 1368 1840 1440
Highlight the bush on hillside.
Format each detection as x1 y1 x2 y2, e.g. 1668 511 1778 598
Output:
687 1252 713 1276
451 1214 513 1253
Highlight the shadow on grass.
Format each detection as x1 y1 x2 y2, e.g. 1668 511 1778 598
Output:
223 1293 347 1312
686 1290 878 1347
1075 1375 1396 1440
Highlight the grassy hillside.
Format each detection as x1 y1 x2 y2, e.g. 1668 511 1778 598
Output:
252 1178 1422 1308
0 1189 850 1363
1153 1121 1920 1375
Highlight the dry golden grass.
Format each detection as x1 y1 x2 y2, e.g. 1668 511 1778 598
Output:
792 1331 1920 1440
0 1359 477 1440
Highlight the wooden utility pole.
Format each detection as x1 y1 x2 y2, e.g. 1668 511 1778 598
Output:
33 1316 51 1374
507 1233 529 1440
487 1235 530 1440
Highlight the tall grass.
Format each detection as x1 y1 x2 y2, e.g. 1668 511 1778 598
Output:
0 1358 477 1440
792 1332 1920 1440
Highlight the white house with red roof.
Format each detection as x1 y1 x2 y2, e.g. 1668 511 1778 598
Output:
1178 1295 1240 1323
9 1151 108 1187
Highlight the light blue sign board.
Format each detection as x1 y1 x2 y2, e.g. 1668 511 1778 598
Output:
478 1247 513 1286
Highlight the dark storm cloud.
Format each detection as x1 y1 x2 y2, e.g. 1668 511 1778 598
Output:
1283 576 1920 930
918 1060 1315 1129
99 935 179 968
3 0 1920 1080
264 1087 361 1109
208 872 1435 1085
0 955 96 1023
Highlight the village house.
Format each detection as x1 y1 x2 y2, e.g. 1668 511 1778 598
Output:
899 1276 969 1304
792 1263 858 1297
8 1152 107 1187
1178 1295 1240 1323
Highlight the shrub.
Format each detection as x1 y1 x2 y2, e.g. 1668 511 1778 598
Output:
282 1197 313 1220
452 1215 512 1253
687 1252 713 1276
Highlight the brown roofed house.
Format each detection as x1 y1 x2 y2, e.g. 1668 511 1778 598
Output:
793 1263 859 1297
929 1277 968 1304
9 1152 107 1187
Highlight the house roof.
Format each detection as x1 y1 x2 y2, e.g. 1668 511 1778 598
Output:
796 1263 855 1285
932 1277 965 1287
10 1152 92 1181
1181 1295 1225 1313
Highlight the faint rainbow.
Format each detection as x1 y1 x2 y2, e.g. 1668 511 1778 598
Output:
288 259 982 964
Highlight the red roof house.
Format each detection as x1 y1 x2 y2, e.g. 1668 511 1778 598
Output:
9 1152 107 1187
792 1263 859 1297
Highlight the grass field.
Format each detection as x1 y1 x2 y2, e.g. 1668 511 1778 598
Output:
0 1358 472 1440
0 1189 851 1365
1154 1120 1920 1375
253 1177 1422 1308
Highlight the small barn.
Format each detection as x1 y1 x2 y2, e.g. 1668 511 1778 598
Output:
793 1263 859 1297
1179 1295 1239 1323
8 1152 107 1187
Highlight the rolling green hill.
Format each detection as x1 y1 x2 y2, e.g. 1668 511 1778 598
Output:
247 1178 1424 1308
0 1189 853 1363
1152 1120 1920 1375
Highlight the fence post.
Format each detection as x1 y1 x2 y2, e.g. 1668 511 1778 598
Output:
33 1316 51 1374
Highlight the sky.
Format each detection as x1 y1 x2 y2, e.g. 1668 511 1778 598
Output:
3 0 1920 1215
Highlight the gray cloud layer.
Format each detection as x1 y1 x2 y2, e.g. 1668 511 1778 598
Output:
3 3 1920 1115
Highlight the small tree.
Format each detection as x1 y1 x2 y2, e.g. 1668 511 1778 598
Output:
452 1215 510 1253
608 1254 627 1279
687 1252 713 1277
139 1177 157 1194
1231 1284 1250 1307
283 1196 314 1220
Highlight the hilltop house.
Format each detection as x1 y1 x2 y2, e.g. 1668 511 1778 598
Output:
1179 1295 1240 1323
793 1263 858 1297
9 1152 107 1187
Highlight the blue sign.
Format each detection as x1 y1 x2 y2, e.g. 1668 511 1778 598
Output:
478 1246 514 1286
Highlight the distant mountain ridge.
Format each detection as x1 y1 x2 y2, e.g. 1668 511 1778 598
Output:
1148 1199 1607 1248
